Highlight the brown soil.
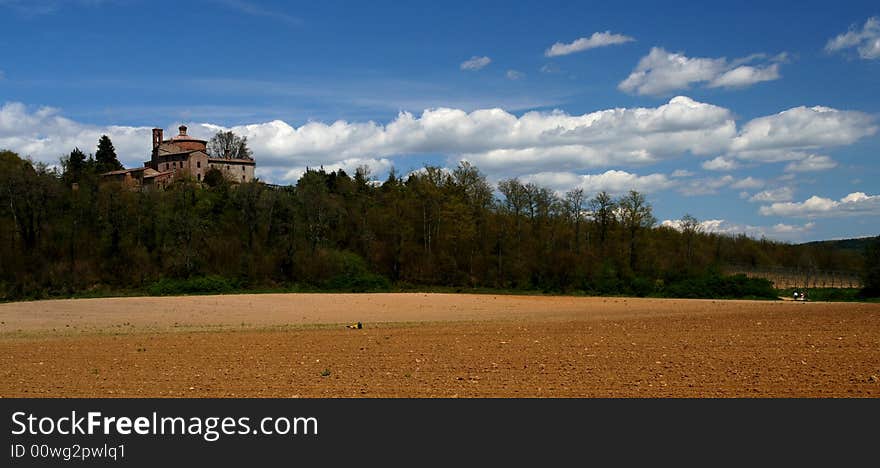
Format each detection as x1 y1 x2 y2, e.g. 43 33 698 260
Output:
1 293 878 397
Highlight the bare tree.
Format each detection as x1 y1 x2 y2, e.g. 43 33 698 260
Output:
207 131 253 160
680 213 702 267
618 190 655 272
565 188 586 252
589 191 616 250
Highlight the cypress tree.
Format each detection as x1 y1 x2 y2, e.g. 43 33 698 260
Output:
62 147 88 183
95 135 123 173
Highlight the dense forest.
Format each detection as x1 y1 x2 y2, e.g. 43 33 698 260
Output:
1 138 876 302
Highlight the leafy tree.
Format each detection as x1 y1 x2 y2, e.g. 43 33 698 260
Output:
95 135 123 173
0 149 871 301
207 131 253 160
861 236 880 297
203 168 226 187
61 147 91 184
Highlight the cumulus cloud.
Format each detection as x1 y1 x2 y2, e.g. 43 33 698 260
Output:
619 47 785 96
731 105 877 154
783 154 837 172
1 96 875 189
280 157 394 183
707 63 780 88
0 102 152 168
460 56 491 71
0 97 730 175
825 16 880 60
524 170 674 195
701 156 738 171
544 31 635 57
748 187 795 203
759 192 880 218
770 222 816 235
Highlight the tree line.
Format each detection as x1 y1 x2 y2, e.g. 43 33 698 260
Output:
0 137 875 301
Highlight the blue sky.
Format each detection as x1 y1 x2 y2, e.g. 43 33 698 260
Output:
1 0 878 242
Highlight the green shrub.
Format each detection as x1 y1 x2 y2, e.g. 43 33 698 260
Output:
779 287 864 302
148 276 234 296
658 273 776 299
628 277 656 297
319 250 391 292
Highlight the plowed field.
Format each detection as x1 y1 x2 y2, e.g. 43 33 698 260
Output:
1 294 878 397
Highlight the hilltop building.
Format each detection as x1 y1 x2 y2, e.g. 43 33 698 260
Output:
101 125 256 188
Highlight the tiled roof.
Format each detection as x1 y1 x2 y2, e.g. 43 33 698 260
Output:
207 158 255 164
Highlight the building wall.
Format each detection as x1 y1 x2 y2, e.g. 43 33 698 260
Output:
153 151 210 182
207 159 256 183
187 152 209 182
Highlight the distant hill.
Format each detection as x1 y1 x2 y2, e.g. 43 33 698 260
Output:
798 236 878 253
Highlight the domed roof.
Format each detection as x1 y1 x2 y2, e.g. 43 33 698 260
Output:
170 125 206 142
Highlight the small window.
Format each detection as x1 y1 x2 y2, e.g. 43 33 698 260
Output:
197 174 202 181
197 161 201 168
242 166 245 172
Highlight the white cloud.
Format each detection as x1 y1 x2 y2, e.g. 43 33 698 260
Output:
525 170 674 195
662 218 725 233
0 97 732 175
619 47 784 96
280 157 394 183
677 175 763 196
661 218 814 240
759 192 880 218
731 105 877 154
701 156 738 171
0 102 152 168
544 31 635 57
671 169 694 178
457 96 736 173
678 175 733 196
1 97 874 189
539 63 561 74
506 70 525 80
730 176 764 190
784 154 837 172
771 222 816 234
460 56 491 71
748 187 794 203
708 63 780 88
825 17 880 60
